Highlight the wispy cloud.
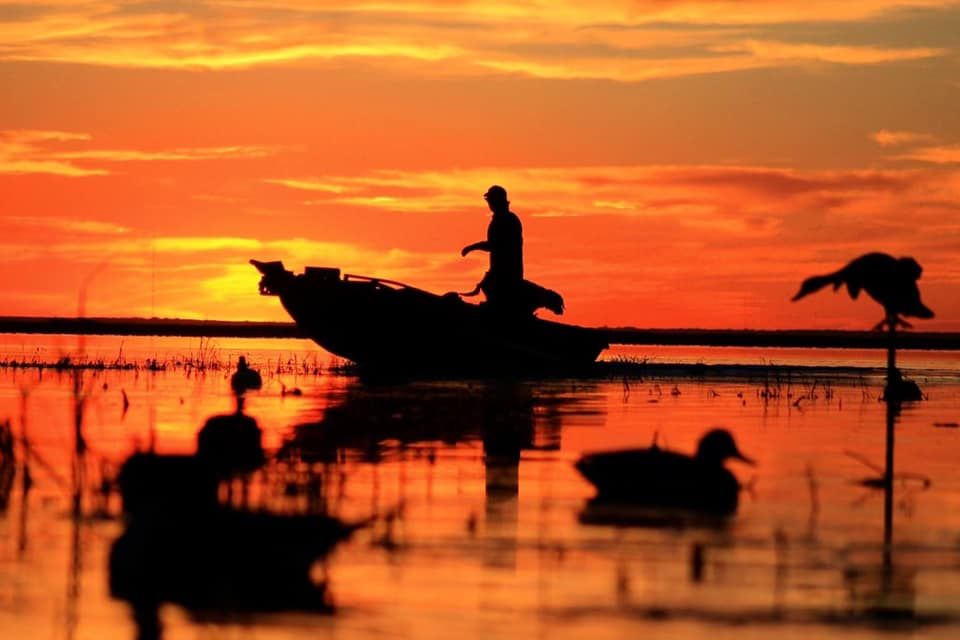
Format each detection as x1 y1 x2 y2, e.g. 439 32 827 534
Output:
4 215 131 235
1 130 92 144
263 178 349 194
0 233 451 270
871 129 936 147
267 164 939 235
0 1 953 81
713 40 945 65
0 159 108 177
51 146 279 162
871 130 960 165
894 144 960 164
0 129 101 176
0 129 283 177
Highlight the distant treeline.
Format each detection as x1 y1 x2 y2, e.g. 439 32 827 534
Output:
1 316 959 350
602 327 960 351
0 316 302 339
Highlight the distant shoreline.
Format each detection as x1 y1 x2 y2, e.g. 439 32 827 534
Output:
1 316 958 351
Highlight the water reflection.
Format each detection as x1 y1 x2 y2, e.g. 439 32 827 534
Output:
4 353 960 639
844 392 922 623
102 379 607 637
281 382 583 464
109 397 359 639
196 396 265 506
281 381 603 568
0 420 14 511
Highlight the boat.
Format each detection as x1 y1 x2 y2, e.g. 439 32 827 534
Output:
251 260 608 374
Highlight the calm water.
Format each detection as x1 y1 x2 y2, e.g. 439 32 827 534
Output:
0 335 959 639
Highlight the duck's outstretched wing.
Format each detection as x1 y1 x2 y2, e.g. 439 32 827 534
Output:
791 271 843 302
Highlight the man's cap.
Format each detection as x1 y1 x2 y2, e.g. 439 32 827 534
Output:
484 185 508 201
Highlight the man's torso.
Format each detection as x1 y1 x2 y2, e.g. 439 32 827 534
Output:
487 210 523 280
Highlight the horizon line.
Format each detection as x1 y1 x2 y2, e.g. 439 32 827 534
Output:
0 316 958 351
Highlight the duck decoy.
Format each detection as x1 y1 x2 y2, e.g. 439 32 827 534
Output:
230 356 262 394
791 253 934 330
575 428 755 515
882 373 924 402
791 252 934 402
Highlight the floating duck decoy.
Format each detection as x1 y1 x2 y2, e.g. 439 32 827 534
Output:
280 381 303 397
230 356 262 394
575 428 755 515
882 373 924 402
791 253 934 330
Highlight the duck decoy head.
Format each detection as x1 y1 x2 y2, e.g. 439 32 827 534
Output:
897 256 923 281
695 428 754 466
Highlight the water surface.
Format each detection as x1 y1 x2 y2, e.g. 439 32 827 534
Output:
0 336 958 639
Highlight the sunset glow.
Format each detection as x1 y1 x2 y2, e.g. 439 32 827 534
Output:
3 1 959 329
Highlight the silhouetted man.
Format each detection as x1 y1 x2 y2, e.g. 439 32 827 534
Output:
461 185 524 309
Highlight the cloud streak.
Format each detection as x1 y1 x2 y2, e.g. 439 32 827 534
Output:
871 129 935 147
713 40 944 65
0 129 283 176
0 1 953 81
895 144 960 164
267 164 951 234
4 215 131 235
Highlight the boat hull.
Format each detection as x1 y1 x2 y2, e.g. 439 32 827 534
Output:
252 261 608 374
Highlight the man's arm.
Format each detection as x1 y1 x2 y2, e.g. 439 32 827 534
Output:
461 241 490 257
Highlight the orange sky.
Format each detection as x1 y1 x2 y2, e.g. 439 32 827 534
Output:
2 0 959 330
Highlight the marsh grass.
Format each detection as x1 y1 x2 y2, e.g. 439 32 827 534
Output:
0 340 341 521
0 346 339 377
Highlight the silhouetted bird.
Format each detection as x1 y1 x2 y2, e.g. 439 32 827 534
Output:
791 253 934 329
575 428 755 515
230 356 262 394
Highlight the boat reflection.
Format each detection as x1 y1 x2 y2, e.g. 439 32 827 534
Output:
280 380 604 568
280 382 584 464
